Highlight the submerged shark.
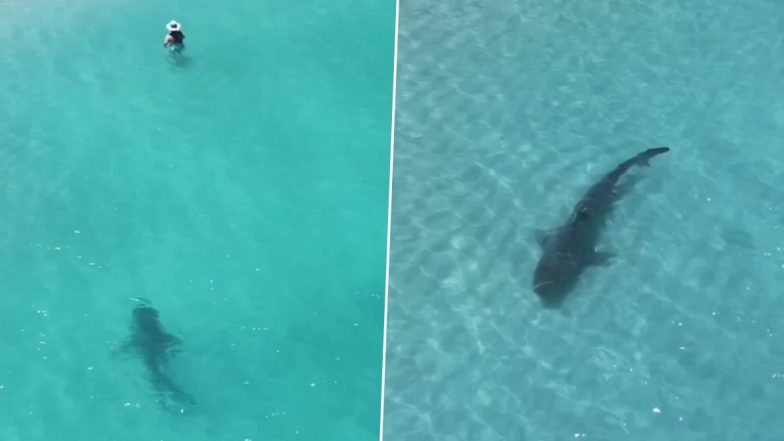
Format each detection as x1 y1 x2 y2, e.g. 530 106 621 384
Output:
532 147 670 307
122 298 195 412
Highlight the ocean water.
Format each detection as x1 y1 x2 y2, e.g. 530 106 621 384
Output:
384 1 784 440
0 0 394 440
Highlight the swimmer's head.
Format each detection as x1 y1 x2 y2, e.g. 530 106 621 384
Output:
166 20 181 32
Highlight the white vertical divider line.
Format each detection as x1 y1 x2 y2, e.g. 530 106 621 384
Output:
379 0 400 440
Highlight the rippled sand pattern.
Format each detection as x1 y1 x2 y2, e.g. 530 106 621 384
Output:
385 1 784 440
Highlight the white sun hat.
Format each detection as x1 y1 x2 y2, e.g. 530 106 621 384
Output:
166 20 181 32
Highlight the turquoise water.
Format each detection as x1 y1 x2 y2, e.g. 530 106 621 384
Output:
385 1 784 440
0 0 394 440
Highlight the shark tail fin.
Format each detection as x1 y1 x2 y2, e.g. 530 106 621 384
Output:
638 147 670 166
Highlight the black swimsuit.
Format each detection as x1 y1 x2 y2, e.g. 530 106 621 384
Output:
169 30 185 45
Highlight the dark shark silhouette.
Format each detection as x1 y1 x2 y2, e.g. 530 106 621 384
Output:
532 147 670 307
122 299 195 412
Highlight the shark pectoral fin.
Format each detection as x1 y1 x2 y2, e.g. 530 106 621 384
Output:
591 251 615 266
534 229 545 247
167 334 183 348
112 340 136 359
119 339 136 353
167 346 184 360
535 229 553 248
162 334 184 358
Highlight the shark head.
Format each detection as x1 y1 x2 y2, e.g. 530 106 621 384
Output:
532 253 580 307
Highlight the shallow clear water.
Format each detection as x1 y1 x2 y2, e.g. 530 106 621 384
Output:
384 1 784 440
0 0 394 440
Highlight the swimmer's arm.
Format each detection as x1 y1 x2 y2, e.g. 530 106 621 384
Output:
163 35 173 47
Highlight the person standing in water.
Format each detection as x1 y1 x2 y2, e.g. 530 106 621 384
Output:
163 20 185 53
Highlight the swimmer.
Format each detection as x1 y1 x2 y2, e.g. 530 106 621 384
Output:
163 20 185 52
